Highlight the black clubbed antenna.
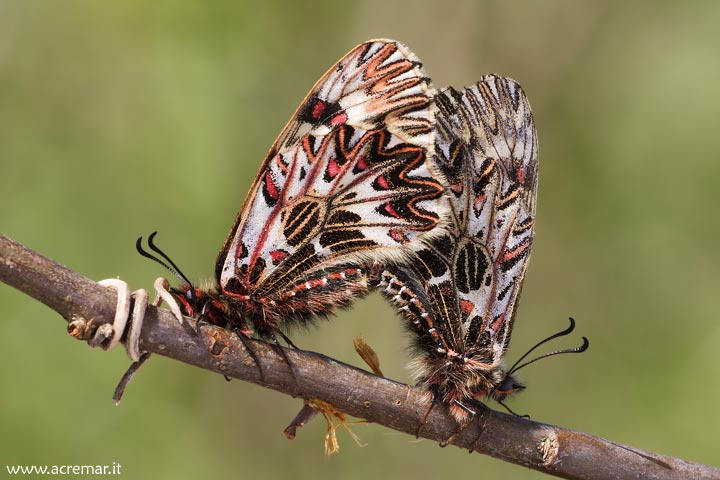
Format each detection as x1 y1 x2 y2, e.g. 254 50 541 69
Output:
136 232 193 287
507 317 589 376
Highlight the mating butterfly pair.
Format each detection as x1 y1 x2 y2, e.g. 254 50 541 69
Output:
107 39 585 426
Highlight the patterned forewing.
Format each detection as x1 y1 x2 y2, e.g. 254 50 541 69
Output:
448 76 538 357
277 41 436 151
388 75 537 364
217 40 446 297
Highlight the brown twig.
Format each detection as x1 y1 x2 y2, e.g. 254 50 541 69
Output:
1 234 718 480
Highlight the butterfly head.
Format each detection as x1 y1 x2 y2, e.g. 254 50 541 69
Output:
443 365 526 419
453 357 526 405
169 281 248 332
136 232 251 332
172 283 200 316
170 282 210 318
485 370 525 402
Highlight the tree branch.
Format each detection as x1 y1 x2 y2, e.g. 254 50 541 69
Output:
1 234 717 480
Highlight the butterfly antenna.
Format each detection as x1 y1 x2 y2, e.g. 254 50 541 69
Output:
508 336 589 375
136 232 193 286
507 317 588 375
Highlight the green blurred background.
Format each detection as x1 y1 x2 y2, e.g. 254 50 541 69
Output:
2 1 719 478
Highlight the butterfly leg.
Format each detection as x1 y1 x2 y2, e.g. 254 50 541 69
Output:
278 330 300 350
271 333 299 394
148 277 264 383
440 400 478 447
416 394 439 438
468 403 491 454
233 328 266 383
497 400 529 418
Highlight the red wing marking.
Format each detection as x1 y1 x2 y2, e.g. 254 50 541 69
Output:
389 229 408 243
376 175 390 190
330 112 348 126
264 170 280 201
382 202 401 218
459 300 475 316
269 249 289 265
327 158 341 178
502 241 530 264
312 101 326 119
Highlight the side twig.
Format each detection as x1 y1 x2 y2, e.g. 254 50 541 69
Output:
1 234 718 480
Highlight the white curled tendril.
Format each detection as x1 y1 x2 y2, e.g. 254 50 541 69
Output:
96 277 185 362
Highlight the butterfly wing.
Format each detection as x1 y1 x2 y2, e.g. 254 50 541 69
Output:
216 40 447 305
448 76 538 360
386 75 537 367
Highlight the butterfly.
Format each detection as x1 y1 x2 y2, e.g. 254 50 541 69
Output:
130 40 448 360
98 41 585 428
378 75 543 424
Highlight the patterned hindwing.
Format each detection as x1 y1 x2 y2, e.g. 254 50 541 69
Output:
379 231 462 354
438 75 538 360
216 40 448 304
